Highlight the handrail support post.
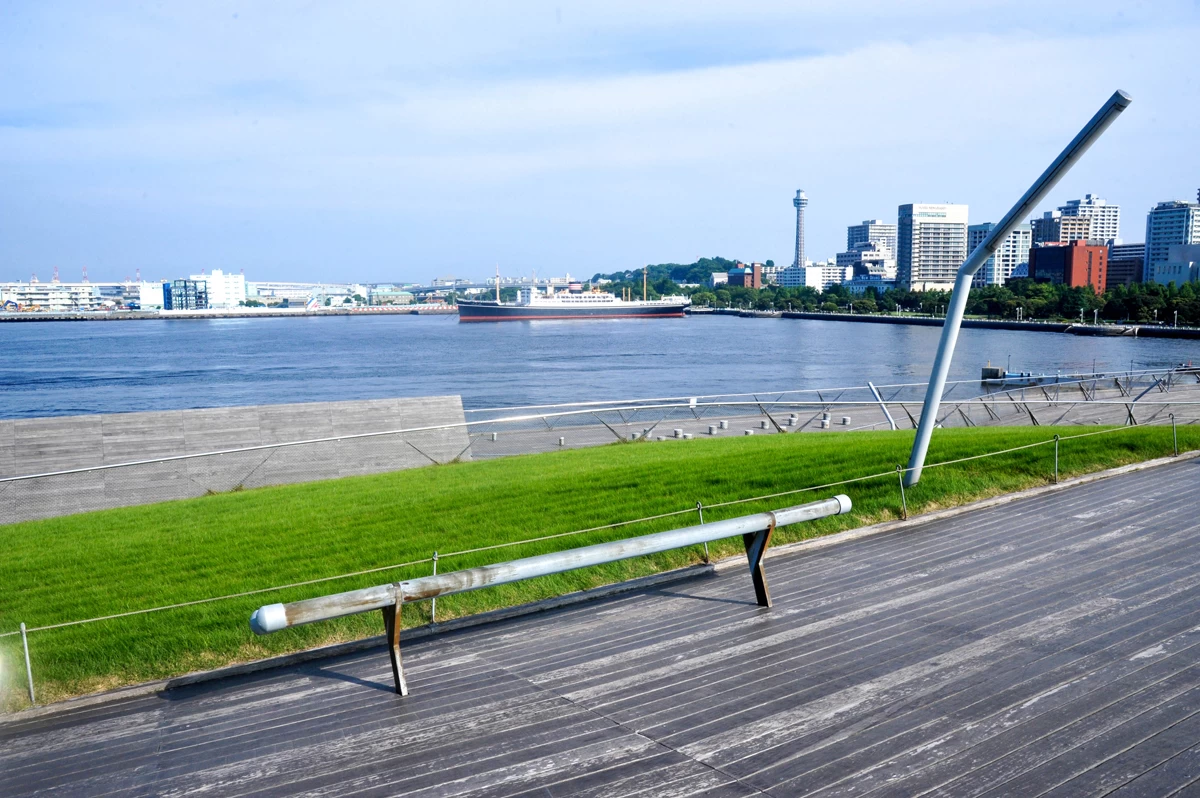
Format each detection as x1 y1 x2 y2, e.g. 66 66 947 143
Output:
743 513 777 607
381 588 408 696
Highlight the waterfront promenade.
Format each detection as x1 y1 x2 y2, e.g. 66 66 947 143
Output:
3 458 1198 796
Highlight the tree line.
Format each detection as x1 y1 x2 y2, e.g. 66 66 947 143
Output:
590 256 1200 325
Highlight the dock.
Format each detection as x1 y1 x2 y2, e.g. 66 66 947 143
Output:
2 458 1199 795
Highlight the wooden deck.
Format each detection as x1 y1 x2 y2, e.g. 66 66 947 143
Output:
4 459 1200 796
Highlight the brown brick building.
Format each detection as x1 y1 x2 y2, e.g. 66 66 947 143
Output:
726 262 762 289
1029 240 1108 294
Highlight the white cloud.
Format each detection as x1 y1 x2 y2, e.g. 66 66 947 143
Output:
0 1 1197 281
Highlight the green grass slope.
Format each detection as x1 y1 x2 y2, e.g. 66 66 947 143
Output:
1 425 1193 708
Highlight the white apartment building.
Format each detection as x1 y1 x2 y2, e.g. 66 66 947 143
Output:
1031 211 1092 245
189 269 246 309
896 203 969 291
846 220 898 254
1058 195 1120 243
777 261 852 290
0 281 104 311
138 281 166 308
1150 244 1200 286
967 222 1032 287
1145 200 1200 282
837 241 896 279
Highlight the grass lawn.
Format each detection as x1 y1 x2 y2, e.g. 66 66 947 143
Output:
1 424 1193 709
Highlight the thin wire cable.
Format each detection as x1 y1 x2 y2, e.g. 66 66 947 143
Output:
3 416 1189 638
13 557 433 634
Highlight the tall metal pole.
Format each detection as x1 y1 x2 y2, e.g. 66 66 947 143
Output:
904 90 1131 487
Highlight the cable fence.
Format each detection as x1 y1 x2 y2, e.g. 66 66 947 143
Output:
3 409 1197 708
7 367 1195 526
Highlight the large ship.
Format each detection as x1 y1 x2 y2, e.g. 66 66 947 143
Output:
458 275 689 322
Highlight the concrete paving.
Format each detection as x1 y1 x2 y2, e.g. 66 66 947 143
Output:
3 457 1199 796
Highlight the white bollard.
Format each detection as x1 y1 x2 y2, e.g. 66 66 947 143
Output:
841 417 851 425
673 429 684 438
708 425 717 435
719 420 729 430
490 432 498 441
682 433 693 440
820 419 830 429
759 420 769 429
744 430 755 436
558 437 565 446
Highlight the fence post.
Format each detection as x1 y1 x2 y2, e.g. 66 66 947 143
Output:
20 622 35 706
696 502 709 563
1054 435 1060 484
1171 414 1178 456
430 552 439 623
896 466 908 520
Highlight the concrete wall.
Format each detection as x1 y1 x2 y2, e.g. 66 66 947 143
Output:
0 396 469 523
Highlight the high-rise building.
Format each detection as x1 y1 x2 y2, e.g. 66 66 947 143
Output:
1058 195 1120 243
846 220 897 254
1029 240 1107 294
1031 211 1092 244
1107 242 1145 287
792 190 808 268
896 203 969 291
1144 200 1200 282
967 222 1032 287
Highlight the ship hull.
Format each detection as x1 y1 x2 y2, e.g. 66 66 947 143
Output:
457 301 688 322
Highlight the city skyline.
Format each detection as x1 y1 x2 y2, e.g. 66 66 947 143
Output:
2 2 1199 284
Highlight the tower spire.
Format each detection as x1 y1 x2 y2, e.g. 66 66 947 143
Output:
793 190 808 268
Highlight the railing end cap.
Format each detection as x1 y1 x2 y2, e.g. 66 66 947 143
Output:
250 603 287 635
834 494 852 515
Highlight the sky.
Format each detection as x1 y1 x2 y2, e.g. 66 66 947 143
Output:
1 1 1199 285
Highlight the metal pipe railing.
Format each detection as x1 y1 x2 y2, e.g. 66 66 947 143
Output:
904 89 1132 487
250 494 852 694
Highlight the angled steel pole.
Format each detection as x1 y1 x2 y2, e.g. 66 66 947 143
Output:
904 90 1131 487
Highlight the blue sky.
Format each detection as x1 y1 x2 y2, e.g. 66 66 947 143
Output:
2 1 1198 284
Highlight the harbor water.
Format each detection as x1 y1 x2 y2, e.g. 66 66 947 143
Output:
1 314 1197 419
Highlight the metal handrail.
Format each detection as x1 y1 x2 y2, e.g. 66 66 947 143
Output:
2 366 1187 484
249 494 852 695
905 89 1132 486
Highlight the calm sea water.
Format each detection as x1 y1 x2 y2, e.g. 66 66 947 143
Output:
1 315 1197 418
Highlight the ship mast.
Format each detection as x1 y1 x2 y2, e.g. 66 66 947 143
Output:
643 266 647 302
495 264 500 303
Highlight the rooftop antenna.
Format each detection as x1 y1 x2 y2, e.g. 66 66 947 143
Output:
135 268 141 283
904 89 1131 488
30 272 38 283
81 265 89 283
52 266 59 283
